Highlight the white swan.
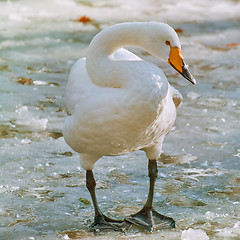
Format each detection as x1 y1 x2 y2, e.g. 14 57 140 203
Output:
63 22 195 232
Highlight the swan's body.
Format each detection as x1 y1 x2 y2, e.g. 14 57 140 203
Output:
63 22 195 232
64 48 181 168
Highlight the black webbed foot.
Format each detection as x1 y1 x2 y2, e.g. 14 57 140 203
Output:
90 214 131 232
125 207 175 232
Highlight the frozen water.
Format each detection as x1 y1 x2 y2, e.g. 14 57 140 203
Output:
0 0 240 239
181 228 209 240
216 222 240 238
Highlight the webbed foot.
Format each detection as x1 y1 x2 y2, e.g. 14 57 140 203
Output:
90 214 131 232
125 207 175 232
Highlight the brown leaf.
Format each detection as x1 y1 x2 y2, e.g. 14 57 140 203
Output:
225 42 239 48
75 16 92 24
17 76 33 85
174 28 184 33
0 65 9 71
78 197 91 205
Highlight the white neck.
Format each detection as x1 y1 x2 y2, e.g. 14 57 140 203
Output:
86 22 171 88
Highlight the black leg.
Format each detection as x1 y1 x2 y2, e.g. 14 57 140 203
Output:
125 160 175 232
86 170 131 232
86 170 103 218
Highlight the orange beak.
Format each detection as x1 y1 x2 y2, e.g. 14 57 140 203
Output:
168 46 196 85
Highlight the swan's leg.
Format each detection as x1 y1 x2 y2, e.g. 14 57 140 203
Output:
86 170 130 232
125 160 175 232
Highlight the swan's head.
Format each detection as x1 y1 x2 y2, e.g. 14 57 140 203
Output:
146 22 196 85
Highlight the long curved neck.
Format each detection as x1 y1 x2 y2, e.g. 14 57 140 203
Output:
91 23 151 53
86 22 164 88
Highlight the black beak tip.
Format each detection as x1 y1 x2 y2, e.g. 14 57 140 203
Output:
191 78 196 85
183 72 196 85
182 61 196 85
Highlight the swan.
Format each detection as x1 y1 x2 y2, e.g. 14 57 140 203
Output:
63 22 195 232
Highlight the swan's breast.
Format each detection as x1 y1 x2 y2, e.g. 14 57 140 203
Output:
64 85 158 155
64 54 176 157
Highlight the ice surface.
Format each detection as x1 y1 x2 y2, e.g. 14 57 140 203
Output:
181 228 209 240
0 0 240 239
216 222 240 238
16 105 48 131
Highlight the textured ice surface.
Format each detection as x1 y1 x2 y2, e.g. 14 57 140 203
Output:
0 0 240 239
181 228 209 240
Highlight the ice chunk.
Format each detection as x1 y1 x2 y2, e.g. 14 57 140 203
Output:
33 80 47 85
216 222 240 238
21 138 31 144
16 105 48 131
16 105 29 116
30 118 48 131
181 228 209 240
205 211 217 219
63 234 70 240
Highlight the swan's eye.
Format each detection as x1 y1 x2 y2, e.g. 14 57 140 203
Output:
166 41 170 46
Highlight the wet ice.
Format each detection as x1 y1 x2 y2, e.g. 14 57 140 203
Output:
0 0 240 239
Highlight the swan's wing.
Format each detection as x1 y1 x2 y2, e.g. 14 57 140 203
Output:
65 57 94 115
64 48 173 157
65 49 142 115
113 48 143 61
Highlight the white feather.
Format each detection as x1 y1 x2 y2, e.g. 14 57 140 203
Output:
63 22 183 170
